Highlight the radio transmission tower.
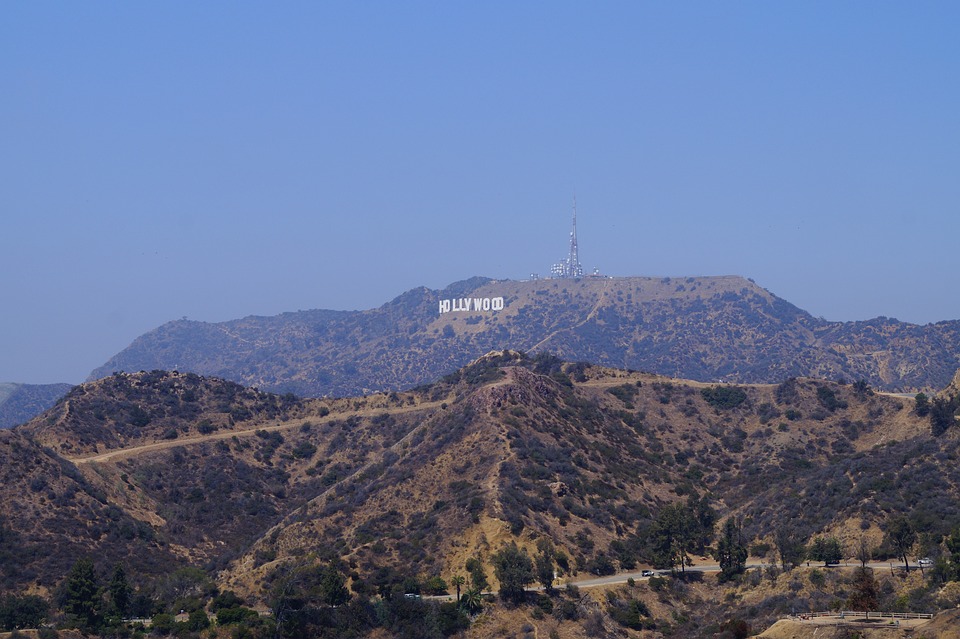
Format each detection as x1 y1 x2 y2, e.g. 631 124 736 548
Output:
568 196 583 278
551 196 583 278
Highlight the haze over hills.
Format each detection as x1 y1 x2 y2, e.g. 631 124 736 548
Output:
7 354 960 637
90 275 960 397
0 382 73 429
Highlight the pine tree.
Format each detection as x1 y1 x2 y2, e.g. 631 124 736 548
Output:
914 392 930 417
714 517 748 582
946 526 960 581
108 563 131 618
930 395 959 436
63 558 100 630
317 563 349 607
651 497 716 574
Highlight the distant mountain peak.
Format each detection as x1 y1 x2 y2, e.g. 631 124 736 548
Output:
88 275 960 395
0 382 73 429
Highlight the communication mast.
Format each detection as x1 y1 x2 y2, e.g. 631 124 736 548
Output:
551 196 583 278
568 196 583 278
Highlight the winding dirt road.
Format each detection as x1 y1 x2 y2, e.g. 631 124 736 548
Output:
67 400 445 465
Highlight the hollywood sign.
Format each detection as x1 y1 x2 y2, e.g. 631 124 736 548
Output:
438 297 505 314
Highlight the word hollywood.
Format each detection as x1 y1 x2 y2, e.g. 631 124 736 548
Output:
438 297 505 314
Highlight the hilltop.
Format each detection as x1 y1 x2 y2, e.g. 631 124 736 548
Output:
22 370 305 458
88 276 960 397
6 355 960 636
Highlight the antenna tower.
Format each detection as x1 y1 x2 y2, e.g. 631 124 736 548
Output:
550 196 584 278
568 196 583 278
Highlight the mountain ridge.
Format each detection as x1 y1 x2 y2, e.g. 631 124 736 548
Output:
89 275 960 395
0 382 74 429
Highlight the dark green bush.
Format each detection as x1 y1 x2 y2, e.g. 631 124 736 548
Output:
701 386 747 410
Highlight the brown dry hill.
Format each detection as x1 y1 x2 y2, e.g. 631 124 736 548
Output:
21 370 313 458
6 369 448 595
0 428 176 596
6 356 960 637
88 276 960 397
220 351 942 600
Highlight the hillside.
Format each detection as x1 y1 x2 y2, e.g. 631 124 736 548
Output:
10 370 444 592
0 382 72 429
219 352 942 595
21 371 306 458
0 427 176 595
6 358 960 637
88 276 960 397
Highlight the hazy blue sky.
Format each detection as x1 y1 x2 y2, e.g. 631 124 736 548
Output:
2 2 958 384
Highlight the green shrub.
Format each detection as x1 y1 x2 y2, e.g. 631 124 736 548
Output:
701 386 747 410
816 386 847 412
809 569 826 588
216 606 260 626
151 613 176 635
187 609 209 631
291 441 317 459
37 627 59 639
608 598 652 630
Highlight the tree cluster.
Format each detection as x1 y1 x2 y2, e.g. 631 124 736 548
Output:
714 518 748 582
808 537 843 566
651 496 720 575
929 392 960 436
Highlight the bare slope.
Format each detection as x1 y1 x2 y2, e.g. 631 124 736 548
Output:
88 276 960 396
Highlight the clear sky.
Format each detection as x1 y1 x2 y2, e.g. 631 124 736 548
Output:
2 2 958 384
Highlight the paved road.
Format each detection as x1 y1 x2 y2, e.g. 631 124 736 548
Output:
432 559 926 601
563 559 923 590
565 561 734 589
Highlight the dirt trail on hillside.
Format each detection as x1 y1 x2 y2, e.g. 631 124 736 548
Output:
580 376 774 389
67 400 445 465
526 279 613 353
223 394 469 591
